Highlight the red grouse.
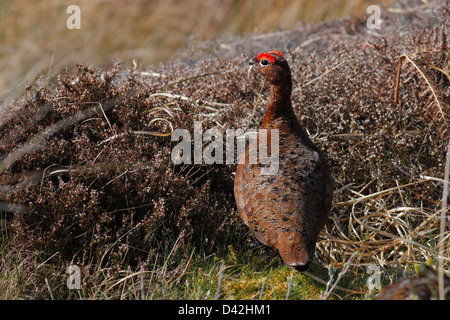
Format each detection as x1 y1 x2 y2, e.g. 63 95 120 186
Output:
234 51 333 270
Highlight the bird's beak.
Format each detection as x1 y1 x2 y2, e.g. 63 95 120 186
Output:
248 58 257 66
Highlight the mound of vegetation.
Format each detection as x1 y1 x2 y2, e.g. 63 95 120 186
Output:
0 0 448 299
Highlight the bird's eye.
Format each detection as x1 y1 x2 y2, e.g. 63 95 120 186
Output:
259 59 270 66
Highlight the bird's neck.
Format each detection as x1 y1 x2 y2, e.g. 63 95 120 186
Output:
262 83 296 128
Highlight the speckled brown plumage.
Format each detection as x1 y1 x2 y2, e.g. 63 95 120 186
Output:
234 51 333 270
376 267 450 300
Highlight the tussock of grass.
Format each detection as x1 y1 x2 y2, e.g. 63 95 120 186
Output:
0 0 449 299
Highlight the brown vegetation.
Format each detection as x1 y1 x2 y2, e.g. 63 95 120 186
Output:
0 0 449 299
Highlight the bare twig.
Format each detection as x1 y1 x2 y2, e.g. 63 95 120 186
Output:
0 102 115 174
259 278 266 300
214 263 225 300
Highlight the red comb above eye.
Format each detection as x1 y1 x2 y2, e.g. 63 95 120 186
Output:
257 51 283 63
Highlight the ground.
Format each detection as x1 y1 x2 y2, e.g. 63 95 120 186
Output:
0 0 449 299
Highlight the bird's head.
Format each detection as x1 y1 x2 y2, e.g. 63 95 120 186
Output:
248 51 291 86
